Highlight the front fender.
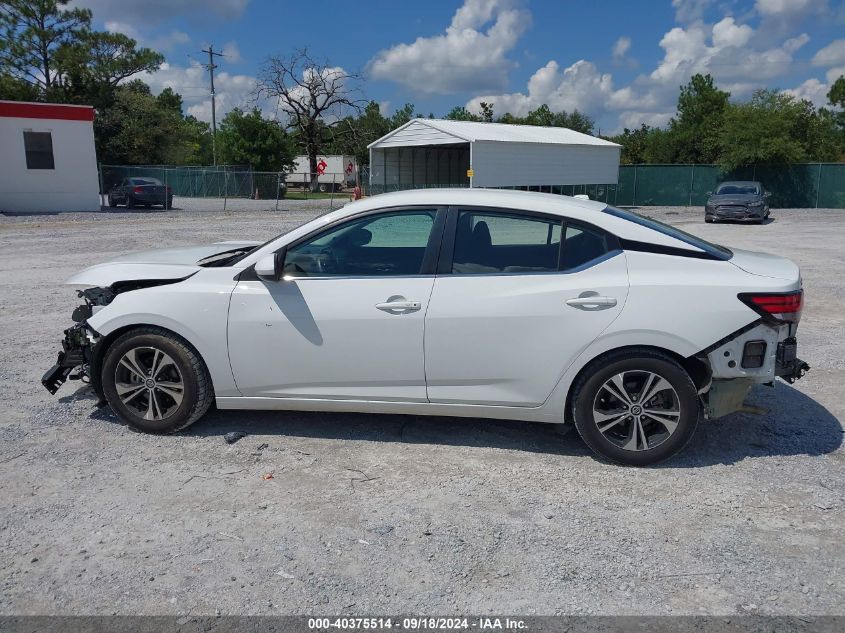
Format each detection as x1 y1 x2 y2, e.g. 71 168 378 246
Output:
87 269 241 397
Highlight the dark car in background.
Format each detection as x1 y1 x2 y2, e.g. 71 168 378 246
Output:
108 178 173 209
705 181 770 224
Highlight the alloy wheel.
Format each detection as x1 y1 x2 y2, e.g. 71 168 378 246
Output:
592 370 681 451
114 346 184 421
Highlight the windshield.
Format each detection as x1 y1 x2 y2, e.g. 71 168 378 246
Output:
603 206 733 260
715 183 759 195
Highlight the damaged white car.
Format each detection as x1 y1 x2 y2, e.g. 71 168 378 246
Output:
43 189 808 466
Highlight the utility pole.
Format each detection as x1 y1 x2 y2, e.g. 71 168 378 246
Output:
200 45 225 165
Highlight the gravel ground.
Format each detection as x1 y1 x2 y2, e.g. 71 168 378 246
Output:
0 198 843 616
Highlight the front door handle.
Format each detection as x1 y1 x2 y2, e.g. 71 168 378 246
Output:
566 296 617 310
375 299 421 314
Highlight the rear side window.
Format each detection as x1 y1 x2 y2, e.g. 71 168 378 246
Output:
452 211 561 274
561 225 610 271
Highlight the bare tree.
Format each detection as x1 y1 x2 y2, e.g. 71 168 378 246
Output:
254 48 364 190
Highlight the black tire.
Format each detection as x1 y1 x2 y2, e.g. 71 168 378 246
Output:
101 327 214 433
108 196 117 208
705 217 714 223
571 349 700 466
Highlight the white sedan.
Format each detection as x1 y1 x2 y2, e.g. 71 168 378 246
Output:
43 189 808 466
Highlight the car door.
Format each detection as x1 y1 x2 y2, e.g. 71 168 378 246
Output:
424 207 629 407
227 207 445 401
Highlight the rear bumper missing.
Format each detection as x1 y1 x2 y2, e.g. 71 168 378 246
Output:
701 323 809 418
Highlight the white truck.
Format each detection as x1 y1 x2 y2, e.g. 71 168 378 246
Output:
287 155 358 192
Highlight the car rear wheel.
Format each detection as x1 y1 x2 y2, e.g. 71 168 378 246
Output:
101 327 214 433
571 350 700 466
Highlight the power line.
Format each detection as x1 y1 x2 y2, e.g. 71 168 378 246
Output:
200 45 225 165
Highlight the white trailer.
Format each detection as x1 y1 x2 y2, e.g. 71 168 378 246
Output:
287 155 358 192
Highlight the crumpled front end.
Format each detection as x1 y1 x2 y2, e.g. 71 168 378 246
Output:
41 288 110 394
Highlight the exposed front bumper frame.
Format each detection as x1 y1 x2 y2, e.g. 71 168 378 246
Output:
41 323 98 394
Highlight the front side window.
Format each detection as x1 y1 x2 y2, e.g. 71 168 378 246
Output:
23 131 54 170
452 211 561 274
283 210 436 277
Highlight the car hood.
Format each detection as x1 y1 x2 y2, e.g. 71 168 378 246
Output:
707 194 762 205
65 240 259 286
729 248 801 282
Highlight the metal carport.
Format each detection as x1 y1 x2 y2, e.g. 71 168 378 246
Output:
367 118 621 195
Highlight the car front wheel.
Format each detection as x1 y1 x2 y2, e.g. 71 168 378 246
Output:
571 350 700 466
101 327 214 433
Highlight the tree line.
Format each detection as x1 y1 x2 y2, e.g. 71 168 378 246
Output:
2 1 843 175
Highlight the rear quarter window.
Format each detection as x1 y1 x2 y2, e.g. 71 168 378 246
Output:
603 206 732 260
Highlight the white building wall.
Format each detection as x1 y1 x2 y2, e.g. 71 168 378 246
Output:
0 115 100 213
470 141 620 187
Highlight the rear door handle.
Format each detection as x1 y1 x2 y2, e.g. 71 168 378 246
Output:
375 300 421 313
566 296 617 310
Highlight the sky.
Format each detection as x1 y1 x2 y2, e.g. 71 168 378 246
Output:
72 0 845 134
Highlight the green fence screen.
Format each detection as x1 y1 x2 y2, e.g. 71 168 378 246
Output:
101 163 845 209
611 163 845 209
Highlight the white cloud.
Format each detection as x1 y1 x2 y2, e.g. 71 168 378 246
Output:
827 67 845 83
711 17 753 48
672 0 714 23
755 0 826 18
142 61 257 122
783 78 830 106
222 41 243 64
104 19 189 51
612 36 632 61
462 4 820 135
467 59 638 118
617 111 674 131
812 39 845 67
367 0 531 94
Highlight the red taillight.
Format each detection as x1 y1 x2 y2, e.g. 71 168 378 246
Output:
739 290 803 323
133 186 144 194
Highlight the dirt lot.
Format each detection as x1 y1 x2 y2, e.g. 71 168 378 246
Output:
0 199 843 616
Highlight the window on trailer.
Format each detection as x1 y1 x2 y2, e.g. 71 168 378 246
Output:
23 131 55 170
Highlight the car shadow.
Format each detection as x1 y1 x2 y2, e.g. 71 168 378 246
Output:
98 205 179 213
709 216 775 226
77 381 842 467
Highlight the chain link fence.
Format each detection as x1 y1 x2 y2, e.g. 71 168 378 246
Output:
100 165 359 209
100 163 845 210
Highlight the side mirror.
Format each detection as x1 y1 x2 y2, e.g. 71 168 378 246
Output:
706 191 713 196
255 249 285 281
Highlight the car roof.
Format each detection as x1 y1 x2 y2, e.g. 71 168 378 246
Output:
717 181 760 187
336 188 608 218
